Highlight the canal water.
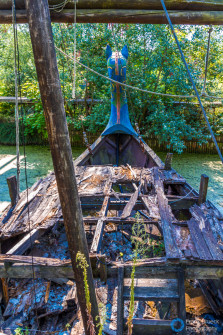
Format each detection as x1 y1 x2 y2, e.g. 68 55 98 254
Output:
0 145 222 213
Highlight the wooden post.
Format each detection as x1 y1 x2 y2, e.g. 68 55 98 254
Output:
24 1 99 334
6 176 17 207
198 174 209 205
164 153 173 170
117 266 124 335
177 269 186 335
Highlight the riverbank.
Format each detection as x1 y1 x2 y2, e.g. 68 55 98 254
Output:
0 145 222 213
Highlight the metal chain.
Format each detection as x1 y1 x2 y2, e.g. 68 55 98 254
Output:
48 0 71 12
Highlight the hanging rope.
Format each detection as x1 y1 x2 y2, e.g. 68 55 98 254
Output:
55 46 223 101
12 0 39 327
72 0 78 98
201 26 213 96
160 0 223 164
12 0 20 201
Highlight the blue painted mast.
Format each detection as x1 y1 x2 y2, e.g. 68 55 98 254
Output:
102 45 138 137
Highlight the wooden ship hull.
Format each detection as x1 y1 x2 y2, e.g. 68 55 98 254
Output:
1 133 223 334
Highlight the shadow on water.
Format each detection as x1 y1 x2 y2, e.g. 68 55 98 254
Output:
0 146 222 213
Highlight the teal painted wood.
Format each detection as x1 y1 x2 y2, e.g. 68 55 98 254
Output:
102 45 138 137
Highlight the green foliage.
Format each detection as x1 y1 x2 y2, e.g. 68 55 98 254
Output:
1 24 223 151
76 251 96 335
96 303 107 335
15 327 29 335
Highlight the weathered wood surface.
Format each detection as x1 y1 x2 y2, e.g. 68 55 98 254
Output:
117 266 124 335
90 180 112 253
0 255 223 280
198 174 209 205
1 9 223 25
123 278 179 301
0 96 33 104
2 1 223 11
153 168 181 260
6 176 17 207
25 0 99 333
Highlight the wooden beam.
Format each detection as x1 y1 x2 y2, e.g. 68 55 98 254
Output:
1 9 223 25
25 1 99 334
0 97 33 104
2 0 223 11
0 256 222 279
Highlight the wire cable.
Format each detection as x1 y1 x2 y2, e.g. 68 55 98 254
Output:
12 0 20 200
160 0 223 164
201 26 213 96
55 46 223 101
12 0 39 328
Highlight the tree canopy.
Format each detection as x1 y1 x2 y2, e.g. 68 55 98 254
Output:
0 23 223 152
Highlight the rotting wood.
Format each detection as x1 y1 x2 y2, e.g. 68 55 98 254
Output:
6 176 17 207
117 266 124 335
177 269 186 335
6 229 44 255
90 180 112 254
1 278 9 306
164 153 173 171
25 0 99 333
199 279 220 315
0 255 223 279
121 187 139 219
187 218 212 260
99 255 107 283
153 168 181 259
198 174 209 205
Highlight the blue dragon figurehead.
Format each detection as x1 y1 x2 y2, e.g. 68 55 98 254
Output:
102 45 138 137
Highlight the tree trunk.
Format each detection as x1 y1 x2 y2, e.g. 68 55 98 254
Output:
25 1 99 334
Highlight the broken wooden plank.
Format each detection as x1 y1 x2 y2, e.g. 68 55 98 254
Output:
199 279 220 315
190 205 223 260
121 188 139 219
153 168 181 259
6 229 44 255
187 218 212 260
90 180 112 254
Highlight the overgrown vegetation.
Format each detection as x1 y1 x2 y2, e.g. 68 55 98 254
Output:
127 212 165 333
0 24 223 152
76 252 106 335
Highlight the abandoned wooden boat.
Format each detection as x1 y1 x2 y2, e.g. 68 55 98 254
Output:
0 46 223 335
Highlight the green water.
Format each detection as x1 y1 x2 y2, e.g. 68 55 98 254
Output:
0 146 222 213
0 145 83 203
